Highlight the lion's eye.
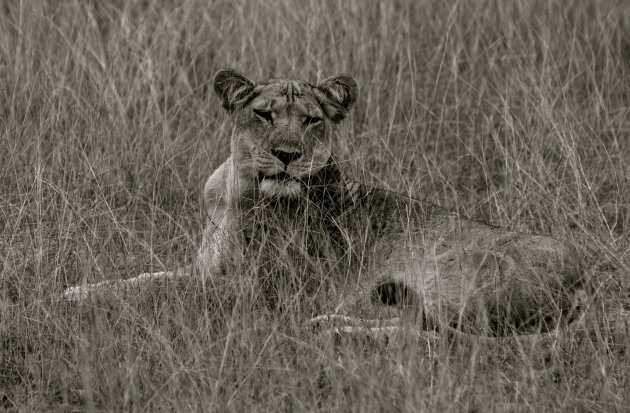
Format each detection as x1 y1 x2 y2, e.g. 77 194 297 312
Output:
254 109 273 124
303 116 322 127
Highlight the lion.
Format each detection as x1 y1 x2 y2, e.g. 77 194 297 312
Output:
64 68 591 337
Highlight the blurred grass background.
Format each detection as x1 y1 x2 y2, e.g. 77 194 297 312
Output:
1 0 629 410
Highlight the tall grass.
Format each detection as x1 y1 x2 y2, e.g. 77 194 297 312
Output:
1 0 629 410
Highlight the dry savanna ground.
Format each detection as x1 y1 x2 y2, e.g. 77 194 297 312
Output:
1 0 630 411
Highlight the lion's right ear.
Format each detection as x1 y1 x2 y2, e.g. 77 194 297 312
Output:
213 69 256 112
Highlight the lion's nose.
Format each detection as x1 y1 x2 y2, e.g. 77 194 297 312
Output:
271 149 302 166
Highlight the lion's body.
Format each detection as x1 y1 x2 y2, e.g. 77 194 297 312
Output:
64 69 585 336
199 154 582 335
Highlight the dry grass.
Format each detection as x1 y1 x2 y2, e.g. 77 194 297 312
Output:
1 0 630 411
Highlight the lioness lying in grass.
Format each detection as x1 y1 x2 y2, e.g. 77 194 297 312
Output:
65 69 589 337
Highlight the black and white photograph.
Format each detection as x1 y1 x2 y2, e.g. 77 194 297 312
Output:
1 0 629 411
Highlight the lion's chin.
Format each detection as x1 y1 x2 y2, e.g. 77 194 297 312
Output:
259 178 303 198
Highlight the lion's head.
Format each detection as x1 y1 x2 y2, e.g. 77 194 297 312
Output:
213 69 358 198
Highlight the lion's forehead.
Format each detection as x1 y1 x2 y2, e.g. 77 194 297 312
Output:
256 78 313 96
252 79 322 115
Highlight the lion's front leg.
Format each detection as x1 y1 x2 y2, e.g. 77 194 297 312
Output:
196 155 250 279
196 157 234 278
62 157 241 302
62 268 193 302
196 211 237 277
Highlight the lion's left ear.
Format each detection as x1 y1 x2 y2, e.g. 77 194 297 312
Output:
213 69 256 112
315 74 358 122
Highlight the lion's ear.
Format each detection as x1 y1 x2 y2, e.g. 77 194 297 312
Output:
315 74 358 122
213 69 256 112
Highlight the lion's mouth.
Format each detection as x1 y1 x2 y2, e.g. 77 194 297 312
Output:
258 171 304 198
259 171 294 182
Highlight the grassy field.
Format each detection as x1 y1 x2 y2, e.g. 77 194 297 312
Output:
2 0 630 410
